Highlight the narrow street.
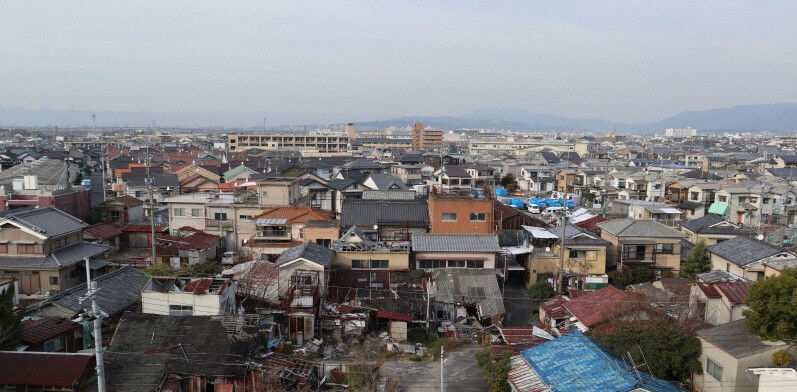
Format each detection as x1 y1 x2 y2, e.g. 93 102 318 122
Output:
382 345 490 392
502 272 538 326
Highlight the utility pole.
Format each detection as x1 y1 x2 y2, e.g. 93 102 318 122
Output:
80 257 107 392
94 114 106 202
146 150 157 264
557 212 568 293
440 345 445 392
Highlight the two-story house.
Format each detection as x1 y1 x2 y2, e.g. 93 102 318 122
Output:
428 192 494 234
707 236 783 281
521 224 610 289
597 219 686 274
0 207 110 298
432 165 472 193
390 164 423 186
259 177 302 207
464 164 496 188
247 206 334 261
141 276 236 316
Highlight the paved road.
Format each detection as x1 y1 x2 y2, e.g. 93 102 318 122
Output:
382 345 490 392
502 273 539 327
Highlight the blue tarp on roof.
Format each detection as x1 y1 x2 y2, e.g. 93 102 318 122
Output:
519 330 680 392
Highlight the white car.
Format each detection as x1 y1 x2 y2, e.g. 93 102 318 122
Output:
221 251 237 265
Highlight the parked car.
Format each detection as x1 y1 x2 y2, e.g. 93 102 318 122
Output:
221 251 237 265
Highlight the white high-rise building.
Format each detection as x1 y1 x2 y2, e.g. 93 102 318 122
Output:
665 127 697 137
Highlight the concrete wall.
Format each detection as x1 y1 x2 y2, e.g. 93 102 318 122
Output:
428 196 494 234
278 259 324 299
333 252 410 270
415 251 496 269
695 337 787 392
142 291 228 316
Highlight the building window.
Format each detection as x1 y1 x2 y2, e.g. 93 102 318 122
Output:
726 263 730 272
17 244 42 254
763 198 770 204
191 208 203 217
315 238 331 248
738 197 746 203
749 197 758 203
442 213 457 222
214 212 227 220
135 191 143 198
261 191 269 198
371 260 389 269
690 192 699 201
49 276 58 285
706 357 723 381
718 196 727 203
44 336 65 352
470 213 486 222
569 250 587 259
174 208 185 216
169 305 193 316
654 243 674 254
352 260 368 269
239 215 253 220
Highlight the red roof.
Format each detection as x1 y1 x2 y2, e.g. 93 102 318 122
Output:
22 318 81 344
158 230 221 250
253 206 334 223
539 295 569 320
714 281 750 304
376 310 413 323
0 352 94 387
84 222 122 239
563 285 644 328
122 225 168 233
113 195 145 207
497 326 551 353
695 282 721 298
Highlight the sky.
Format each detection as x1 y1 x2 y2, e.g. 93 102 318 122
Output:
1 1 796 124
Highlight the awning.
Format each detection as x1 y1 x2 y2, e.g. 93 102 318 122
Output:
254 218 287 225
78 259 111 270
502 245 532 255
708 203 729 216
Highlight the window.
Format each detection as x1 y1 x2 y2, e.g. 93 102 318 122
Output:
763 198 770 204
135 191 143 198
17 244 42 254
239 215 253 220
466 260 484 268
569 250 587 259
169 305 193 316
174 208 185 216
442 213 457 222
749 197 757 203
352 260 368 269
470 213 486 221
261 191 269 198
315 238 331 248
738 196 746 203
654 243 674 254
191 208 203 217
214 212 227 220
49 276 58 285
371 260 389 269
706 357 723 381
690 192 699 201
110 210 121 220
460 178 471 185
69 269 80 279
44 336 64 352
449 260 466 268
718 196 727 203
726 263 730 272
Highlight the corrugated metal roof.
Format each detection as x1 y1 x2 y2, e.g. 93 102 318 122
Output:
412 233 500 252
507 355 548 392
341 200 429 227
254 218 287 225
522 225 559 239
430 269 505 318
707 236 781 267
0 352 94 387
714 281 750 304
596 219 685 238
22 317 80 344
361 189 416 200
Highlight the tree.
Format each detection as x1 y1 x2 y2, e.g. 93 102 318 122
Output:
592 322 702 381
773 350 794 366
85 205 105 225
743 267 797 342
527 280 555 302
0 282 25 350
187 261 223 276
144 262 176 277
610 266 654 288
476 348 512 392
500 173 517 187
679 240 711 278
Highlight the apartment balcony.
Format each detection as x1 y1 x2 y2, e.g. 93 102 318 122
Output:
205 219 234 228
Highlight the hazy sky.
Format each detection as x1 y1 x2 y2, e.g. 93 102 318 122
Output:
2 1 796 123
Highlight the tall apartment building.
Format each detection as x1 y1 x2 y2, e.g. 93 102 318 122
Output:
664 127 697 138
412 122 444 151
228 133 349 152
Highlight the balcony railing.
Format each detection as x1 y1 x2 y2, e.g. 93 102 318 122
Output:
205 219 234 228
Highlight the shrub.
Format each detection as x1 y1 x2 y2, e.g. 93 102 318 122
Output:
773 350 794 366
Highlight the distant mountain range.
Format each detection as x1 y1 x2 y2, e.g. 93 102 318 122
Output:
2 103 797 133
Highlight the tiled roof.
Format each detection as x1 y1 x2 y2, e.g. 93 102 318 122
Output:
158 229 221 250
112 195 145 207
596 218 686 238
412 233 500 252
0 242 110 270
253 206 334 224
326 178 360 190
2 207 87 238
563 285 644 328
0 352 95 388
21 317 80 344
275 242 335 267
440 165 470 177
40 266 148 317
519 330 680 392
84 222 122 239
361 189 416 200
341 200 429 227
707 236 781 267
430 268 505 318
365 173 408 190
698 320 788 358
696 269 750 283
126 173 179 188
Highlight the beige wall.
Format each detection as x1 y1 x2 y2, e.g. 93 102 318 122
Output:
695 338 787 392
415 251 496 269
333 252 410 270
259 182 300 206
278 259 325 299
304 227 340 246
710 254 763 281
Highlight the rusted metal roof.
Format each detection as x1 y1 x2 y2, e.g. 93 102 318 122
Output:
714 281 751 304
562 285 645 328
84 221 123 239
695 282 721 298
0 352 94 387
22 317 80 345
376 309 413 323
507 355 548 392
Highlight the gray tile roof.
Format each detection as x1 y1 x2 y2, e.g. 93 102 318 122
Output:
361 189 416 200
697 320 787 358
596 219 686 238
696 269 750 283
680 215 726 233
126 173 180 188
2 207 87 237
0 242 109 270
412 233 500 252
341 200 429 227
431 269 505 318
37 266 148 317
364 173 408 190
707 236 781 267
275 241 335 267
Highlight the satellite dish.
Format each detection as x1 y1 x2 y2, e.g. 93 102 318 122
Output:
757 234 764 241
545 247 551 252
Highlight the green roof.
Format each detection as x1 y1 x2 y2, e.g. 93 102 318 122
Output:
222 164 257 180
708 202 729 216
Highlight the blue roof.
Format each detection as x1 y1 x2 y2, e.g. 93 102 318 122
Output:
520 331 680 392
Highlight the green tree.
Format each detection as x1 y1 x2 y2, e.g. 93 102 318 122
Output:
592 322 702 381
0 282 25 350
85 205 105 225
475 348 512 392
610 266 654 288
527 280 555 302
187 261 223 276
743 268 797 342
582 192 596 203
500 173 517 187
772 350 794 366
679 240 711 278
144 262 176 276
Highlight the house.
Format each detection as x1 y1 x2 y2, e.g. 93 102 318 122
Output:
762 255 797 278
556 169 579 192
340 199 429 242
121 216 169 250
412 233 500 269
463 164 497 187
332 226 410 271
508 330 679 392
179 172 220 194
141 276 236 316
390 164 423 185
433 165 473 193
298 177 333 211
258 177 302 206
597 218 686 274
680 215 747 245
222 163 259 182
99 195 145 223
124 174 180 203
690 280 751 326
0 207 111 298
0 351 96 391
247 206 334 261
104 313 256 391
326 178 367 216
746 368 797 392
82 221 123 251
428 192 495 234
521 224 610 289
157 227 222 266
362 173 408 190
678 200 706 220
28 266 148 319
694 320 788 392
274 241 335 299
707 236 783 281
562 285 650 332
20 317 83 352
302 219 340 248
428 268 505 327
